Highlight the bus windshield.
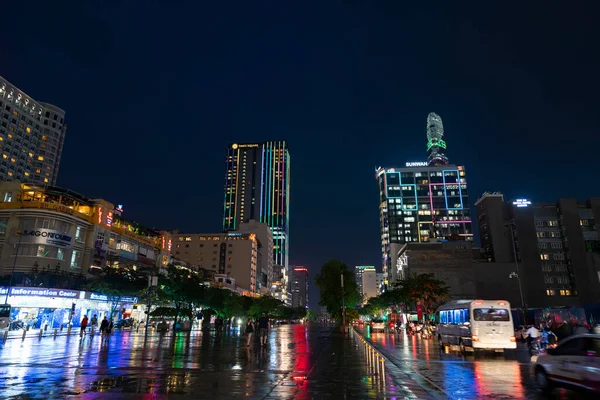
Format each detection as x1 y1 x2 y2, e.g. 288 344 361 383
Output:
473 308 510 322
0 305 10 318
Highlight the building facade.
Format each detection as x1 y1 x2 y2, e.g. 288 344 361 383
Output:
238 219 273 294
171 232 258 294
291 267 308 309
0 182 170 281
376 113 472 280
361 268 378 304
0 76 67 185
222 141 290 271
475 192 600 308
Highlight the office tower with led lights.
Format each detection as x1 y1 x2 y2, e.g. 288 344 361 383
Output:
0 76 67 185
223 141 290 300
291 267 308 309
376 113 472 278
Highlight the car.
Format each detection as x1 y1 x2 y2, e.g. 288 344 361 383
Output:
532 334 600 394
370 319 386 332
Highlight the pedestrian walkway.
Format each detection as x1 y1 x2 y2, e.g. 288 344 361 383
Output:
0 323 446 399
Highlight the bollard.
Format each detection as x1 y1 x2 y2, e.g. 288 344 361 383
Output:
53 329 58 339
39 329 43 339
67 325 72 336
60 324 64 332
22 329 26 340
380 358 385 381
3 330 7 342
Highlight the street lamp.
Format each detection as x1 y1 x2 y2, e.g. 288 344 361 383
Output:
506 221 527 324
340 272 346 334
144 274 158 339
4 228 23 305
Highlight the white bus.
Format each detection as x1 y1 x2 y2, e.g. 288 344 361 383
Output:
436 299 517 353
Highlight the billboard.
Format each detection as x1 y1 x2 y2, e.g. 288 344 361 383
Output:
12 228 73 248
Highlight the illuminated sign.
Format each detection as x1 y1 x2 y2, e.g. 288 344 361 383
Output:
405 162 428 167
426 138 447 151
116 204 124 213
0 287 80 298
294 267 308 272
39 202 75 215
162 236 165 250
512 199 532 208
238 143 259 148
87 293 138 303
15 229 73 248
98 207 103 224
106 211 113 227
167 239 172 251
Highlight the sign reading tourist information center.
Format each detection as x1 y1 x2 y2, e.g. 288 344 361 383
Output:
13 228 73 248
0 287 81 298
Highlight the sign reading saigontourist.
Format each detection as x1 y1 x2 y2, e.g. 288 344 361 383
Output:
14 228 73 248
0 286 80 298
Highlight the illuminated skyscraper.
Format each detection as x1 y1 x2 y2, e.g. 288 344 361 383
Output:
376 113 472 278
223 141 290 287
426 112 449 166
291 267 308 309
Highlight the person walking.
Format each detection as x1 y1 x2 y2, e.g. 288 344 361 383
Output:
90 314 98 335
100 316 109 336
80 315 88 337
258 313 269 347
245 319 254 347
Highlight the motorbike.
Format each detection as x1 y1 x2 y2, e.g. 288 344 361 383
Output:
528 337 541 355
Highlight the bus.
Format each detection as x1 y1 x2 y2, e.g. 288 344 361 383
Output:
436 299 517 353
0 304 10 332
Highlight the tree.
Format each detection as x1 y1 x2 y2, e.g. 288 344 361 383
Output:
159 264 205 330
86 266 147 318
248 295 282 318
314 259 361 322
392 273 450 323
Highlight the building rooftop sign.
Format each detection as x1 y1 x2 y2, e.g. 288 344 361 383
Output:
405 161 428 167
512 199 532 208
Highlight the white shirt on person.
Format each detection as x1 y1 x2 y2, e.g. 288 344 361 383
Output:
526 326 540 338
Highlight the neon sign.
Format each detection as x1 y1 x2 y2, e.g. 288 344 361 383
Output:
427 138 447 151
98 207 103 224
116 204 124 213
512 199 531 208
106 211 113 227
405 162 428 167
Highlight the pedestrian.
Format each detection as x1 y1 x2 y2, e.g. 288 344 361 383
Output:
106 319 114 336
258 313 269 346
245 318 254 347
100 316 109 335
91 314 98 334
80 315 88 336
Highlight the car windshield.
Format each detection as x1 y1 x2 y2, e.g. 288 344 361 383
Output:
473 308 510 322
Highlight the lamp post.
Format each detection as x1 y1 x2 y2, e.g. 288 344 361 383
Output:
4 228 23 305
506 221 527 324
144 275 158 340
341 272 346 335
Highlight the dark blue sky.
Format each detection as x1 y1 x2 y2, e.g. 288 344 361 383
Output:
2 1 599 310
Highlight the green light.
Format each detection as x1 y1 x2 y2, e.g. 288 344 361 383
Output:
427 139 447 151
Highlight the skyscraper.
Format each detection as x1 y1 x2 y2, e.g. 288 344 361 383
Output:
223 141 290 300
354 265 376 303
0 76 67 185
376 113 472 278
291 267 308 309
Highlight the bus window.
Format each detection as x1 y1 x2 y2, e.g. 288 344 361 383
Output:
0 304 9 318
454 309 462 324
473 308 510 322
440 311 447 324
462 309 470 323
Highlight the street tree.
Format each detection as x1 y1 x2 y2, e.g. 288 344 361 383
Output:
314 259 360 322
392 273 450 323
86 265 147 318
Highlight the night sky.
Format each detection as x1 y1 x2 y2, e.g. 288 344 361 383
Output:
2 2 599 310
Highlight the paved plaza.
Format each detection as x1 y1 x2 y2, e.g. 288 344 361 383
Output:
0 324 590 399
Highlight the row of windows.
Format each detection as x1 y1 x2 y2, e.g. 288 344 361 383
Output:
538 242 563 249
439 309 470 324
546 289 574 296
544 276 570 284
540 253 565 260
541 264 568 272
12 244 81 268
536 231 561 238
535 220 559 227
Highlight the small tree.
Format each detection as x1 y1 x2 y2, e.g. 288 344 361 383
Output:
314 259 361 323
86 266 146 318
392 273 450 324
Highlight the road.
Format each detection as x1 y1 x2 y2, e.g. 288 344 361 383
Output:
357 325 587 399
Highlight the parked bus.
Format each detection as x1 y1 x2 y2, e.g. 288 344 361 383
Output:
436 299 517 353
0 304 10 331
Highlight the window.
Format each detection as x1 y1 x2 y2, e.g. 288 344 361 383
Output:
473 308 509 321
553 253 565 260
535 220 544 227
70 250 81 269
554 338 585 356
547 220 559 227
536 232 545 238
57 248 64 260
544 276 554 284
546 289 555 296
541 264 552 272
0 217 7 235
538 243 548 249
37 245 47 257
37 156 44 161
540 254 549 260
580 219 590 226
75 226 84 242
551 243 562 249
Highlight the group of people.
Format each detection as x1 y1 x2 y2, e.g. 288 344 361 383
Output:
244 313 270 347
79 314 114 337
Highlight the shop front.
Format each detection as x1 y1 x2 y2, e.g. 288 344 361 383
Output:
0 286 138 330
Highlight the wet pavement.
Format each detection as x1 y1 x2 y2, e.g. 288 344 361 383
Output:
0 324 590 399
357 326 588 399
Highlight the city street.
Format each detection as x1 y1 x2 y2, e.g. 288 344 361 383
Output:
0 324 591 399
357 326 587 399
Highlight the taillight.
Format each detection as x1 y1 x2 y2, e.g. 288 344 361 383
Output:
472 335 479 342
510 336 516 342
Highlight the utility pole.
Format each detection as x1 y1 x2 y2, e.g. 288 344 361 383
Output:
4 229 23 305
341 272 346 335
144 274 158 341
507 221 527 324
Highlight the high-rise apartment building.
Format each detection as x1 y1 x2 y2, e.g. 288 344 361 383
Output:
238 219 273 294
171 232 259 294
0 76 67 185
223 141 290 301
475 192 600 308
376 113 472 277
291 267 308 309
355 266 375 303
223 142 290 265
361 268 378 304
